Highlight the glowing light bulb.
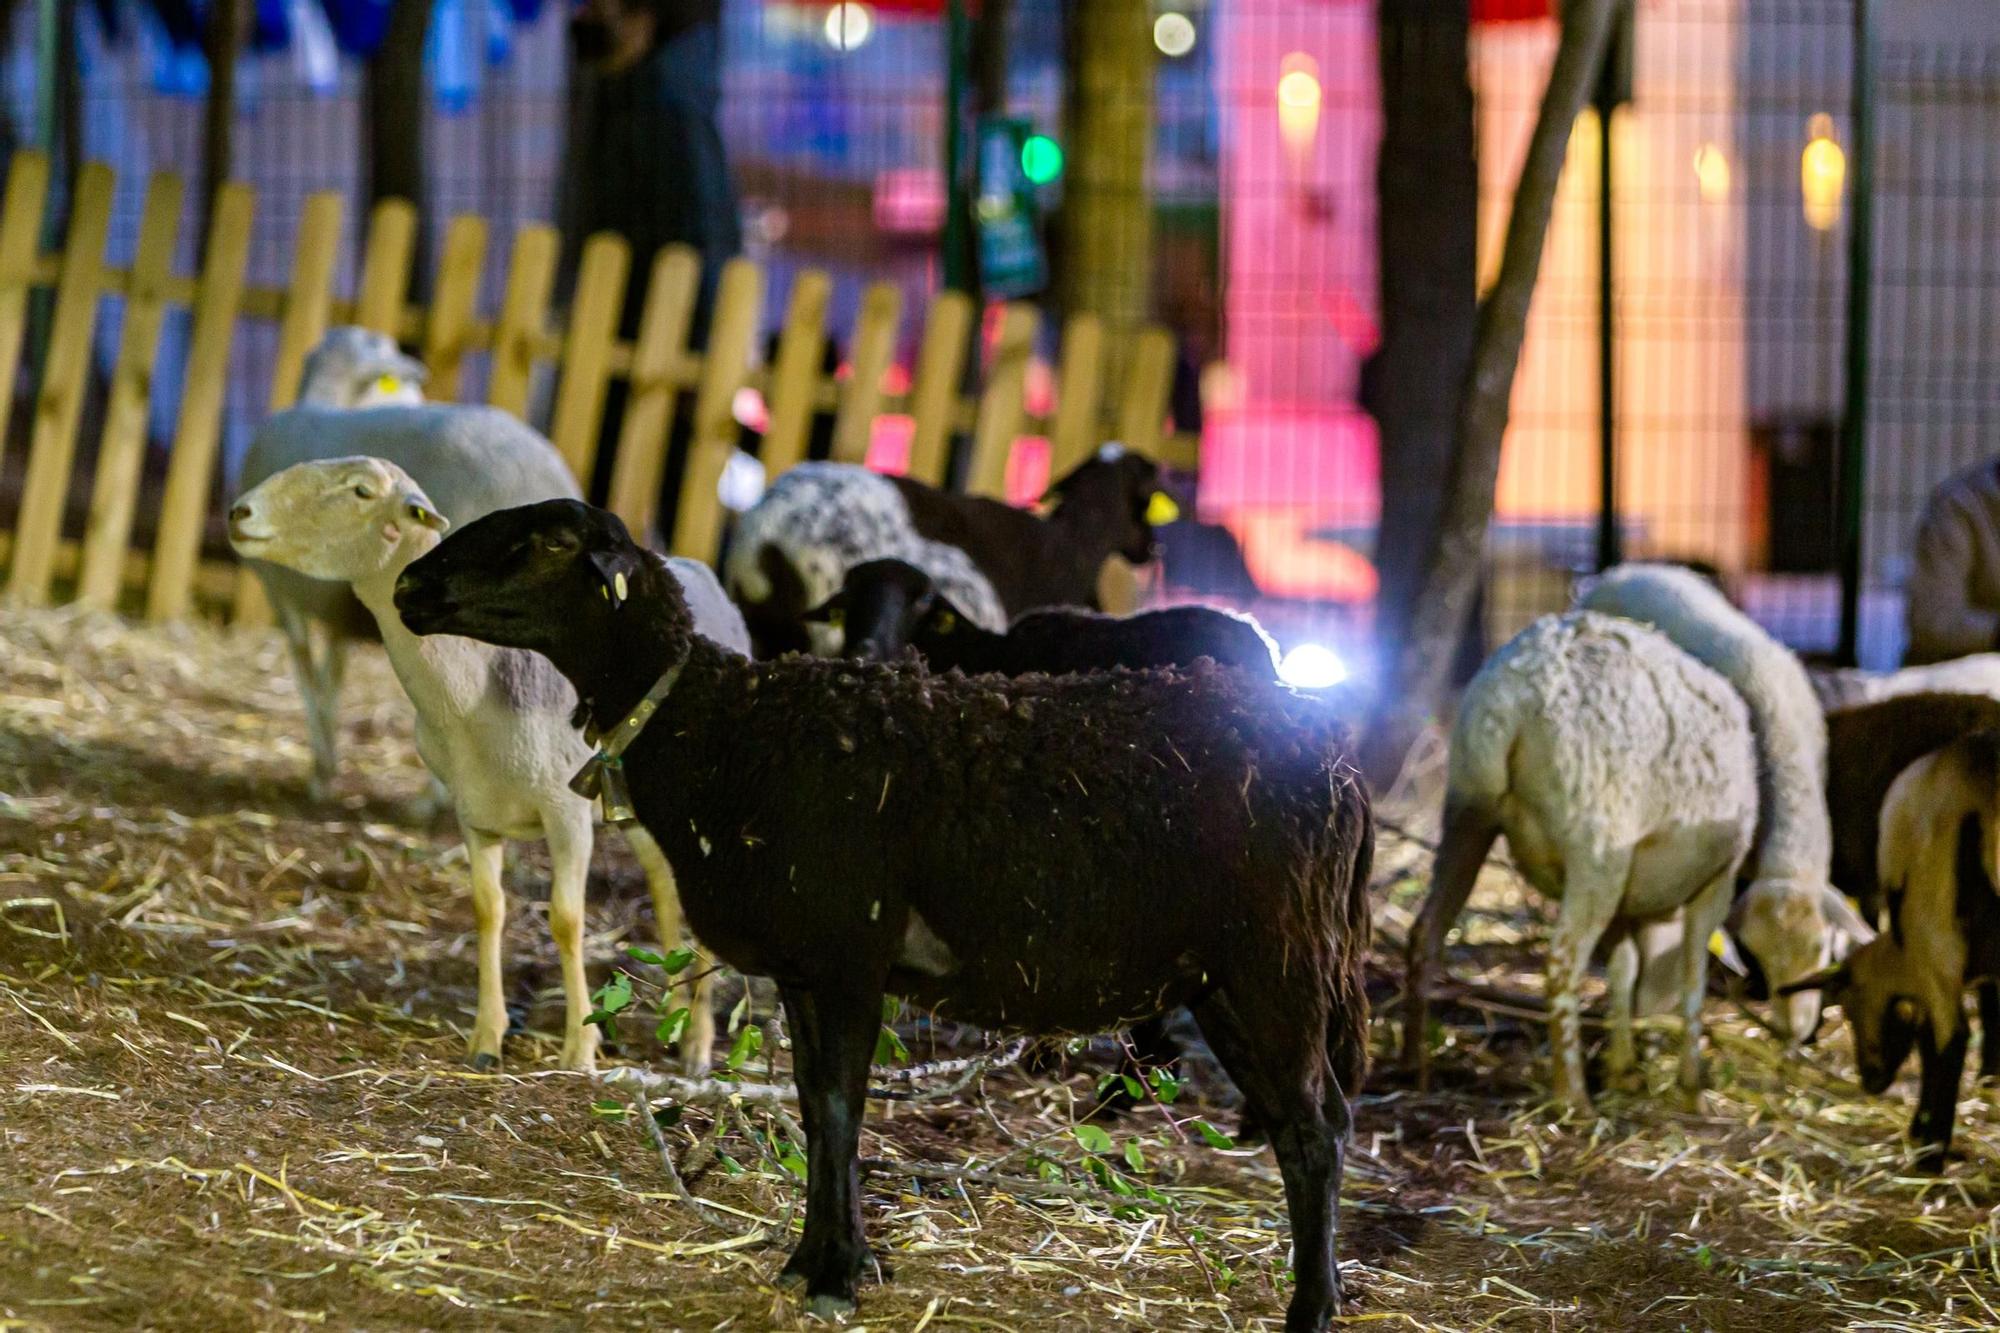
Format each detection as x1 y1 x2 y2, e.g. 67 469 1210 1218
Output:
1154 12 1196 58
825 3 873 52
1801 113 1846 232
1693 143 1731 204
1278 644 1349 690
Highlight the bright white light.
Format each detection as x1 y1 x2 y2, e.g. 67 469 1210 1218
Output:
1153 12 1197 58
825 2 874 52
1279 643 1349 690
717 451 768 513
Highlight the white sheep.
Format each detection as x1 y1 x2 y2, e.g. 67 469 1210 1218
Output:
1809 653 2000 712
1404 611 1757 1115
1577 562 1872 1042
228 456 743 1074
237 327 580 799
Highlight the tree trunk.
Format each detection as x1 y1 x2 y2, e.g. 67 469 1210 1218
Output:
364 0 435 288
1056 0 1154 394
200 0 246 253
1360 0 1624 789
1365 0 1478 699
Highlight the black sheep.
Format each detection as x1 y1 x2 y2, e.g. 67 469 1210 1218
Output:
808 557 1281 679
1825 691 2000 1074
394 499 1373 1332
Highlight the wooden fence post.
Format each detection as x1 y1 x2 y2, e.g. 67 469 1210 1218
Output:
1048 312 1105 479
758 269 830 480
421 214 487 401
605 245 699 539
1115 325 1175 460
77 171 185 609
965 303 1039 500
234 189 344 626
0 151 49 485
488 224 557 420
6 161 114 605
352 196 417 336
830 280 901 464
904 289 973 487
670 257 762 562
147 182 253 622
548 232 629 485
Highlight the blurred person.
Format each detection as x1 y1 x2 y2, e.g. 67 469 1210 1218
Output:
1905 456 2000 665
557 0 742 524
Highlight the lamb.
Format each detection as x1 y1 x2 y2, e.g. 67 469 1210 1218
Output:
236 327 580 799
228 458 746 1075
1810 654 2000 712
1403 612 1758 1115
805 556 1280 677
393 498 1373 1332
1780 731 2000 1171
1577 562 1870 1042
722 444 1176 657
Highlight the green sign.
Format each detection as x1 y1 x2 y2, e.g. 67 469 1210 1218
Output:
976 116 1049 300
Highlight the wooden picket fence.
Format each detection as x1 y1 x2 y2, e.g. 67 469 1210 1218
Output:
0 151 1185 628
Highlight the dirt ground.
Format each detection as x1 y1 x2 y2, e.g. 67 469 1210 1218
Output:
3 609 1998 1332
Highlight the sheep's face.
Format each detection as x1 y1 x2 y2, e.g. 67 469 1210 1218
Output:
1782 942 1921 1095
394 499 651 663
229 457 447 583
1045 449 1171 566
297 327 429 409
805 559 937 661
1732 877 1856 1044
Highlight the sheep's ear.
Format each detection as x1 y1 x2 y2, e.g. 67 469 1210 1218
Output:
589 548 642 608
401 495 448 533
1777 962 1851 997
1821 886 1878 945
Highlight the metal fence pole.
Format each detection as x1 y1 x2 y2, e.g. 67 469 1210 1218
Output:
1594 0 1632 573
1836 0 1876 664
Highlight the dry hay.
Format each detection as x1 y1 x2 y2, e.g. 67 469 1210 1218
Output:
2 607 1998 1331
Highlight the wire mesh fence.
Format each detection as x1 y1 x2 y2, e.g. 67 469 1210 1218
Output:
0 1 1994 678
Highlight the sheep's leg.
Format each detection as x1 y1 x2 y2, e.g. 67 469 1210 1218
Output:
1676 868 1736 1098
1978 982 2000 1082
778 983 887 1318
1189 987 1347 1330
1403 797 1500 1084
625 825 716 1073
464 829 510 1069
1603 930 1640 1085
1911 1004 1970 1172
278 606 339 801
545 813 600 1073
1545 850 1627 1118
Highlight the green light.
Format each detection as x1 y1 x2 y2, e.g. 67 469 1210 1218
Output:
1021 134 1064 186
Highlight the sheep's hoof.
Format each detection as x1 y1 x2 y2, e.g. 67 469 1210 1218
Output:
469 1051 500 1072
559 1044 600 1074
803 1294 857 1322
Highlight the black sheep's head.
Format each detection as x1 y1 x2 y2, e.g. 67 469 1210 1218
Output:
393 498 673 663
1778 941 1921 1095
805 558 941 662
1045 445 1176 566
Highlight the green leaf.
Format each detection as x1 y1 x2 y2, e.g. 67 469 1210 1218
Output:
1107 1171 1135 1197
725 1023 764 1071
624 946 668 966
660 947 696 975
1123 1140 1146 1173
718 1152 744 1176
651 1104 683 1129
1039 1159 1062 1182
1148 1068 1183 1103
779 1151 809 1180
1695 1244 1715 1271
655 1006 691 1047
875 1024 910 1066
590 1099 628 1120
1121 1074 1145 1100
1073 1124 1113 1155
1194 1120 1236 1151
586 973 635 1026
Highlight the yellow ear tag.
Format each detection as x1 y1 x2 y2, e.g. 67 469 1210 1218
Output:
1146 491 1181 525
375 374 401 395
613 571 628 604
1708 931 1728 959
